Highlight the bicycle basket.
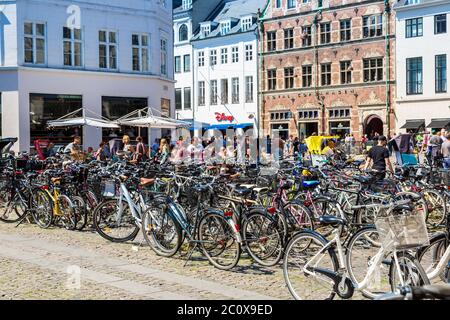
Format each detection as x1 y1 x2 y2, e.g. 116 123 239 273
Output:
101 179 117 198
375 210 429 250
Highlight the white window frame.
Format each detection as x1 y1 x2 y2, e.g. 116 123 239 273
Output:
245 76 253 103
210 80 218 105
221 48 228 64
99 29 118 70
210 49 217 66
63 27 83 68
232 46 239 63
201 24 211 37
198 51 205 67
24 21 46 65
241 17 253 32
220 21 231 35
160 37 168 75
132 33 149 72
198 81 205 106
245 44 253 61
232 77 239 104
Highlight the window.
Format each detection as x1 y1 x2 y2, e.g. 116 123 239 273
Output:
174 56 181 73
201 24 211 37
210 80 218 105
267 31 276 51
63 27 83 67
24 22 46 64
435 14 447 34
284 67 294 89
245 76 253 103
241 17 253 32
184 87 191 109
198 81 205 106
329 109 351 118
275 0 282 8
340 19 351 42
232 78 239 104
406 18 423 38
160 38 167 75
321 63 331 86
183 54 191 72
198 51 205 67
301 26 312 47
210 50 217 66
406 57 423 95
363 58 383 82
320 22 331 44
287 0 296 9
221 79 229 104
271 112 293 120
298 110 318 119
182 0 192 10
302 65 312 87
232 47 239 63
221 22 231 35
435 54 447 93
221 48 228 64
363 15 382 38
175 88 182 110
284 28 294 49
340 61 352 84
268 69 277 90
245 44 253 61
179 24 188 42
132 34 149 72
99 30 117 69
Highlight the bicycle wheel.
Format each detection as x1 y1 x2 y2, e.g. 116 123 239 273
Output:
30 188 53 229
283 200 314 232
142 205 182 257
417 233 449 283
389 251 430 291
57 195 77 230
198 212 241 270
283 231 338 300
72 196 87 231
93 199 140 243
422 189 447 227
346 226 392 299
0 190 26 223
242 211 283 267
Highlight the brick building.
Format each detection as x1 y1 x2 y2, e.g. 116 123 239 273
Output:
259 0 396 141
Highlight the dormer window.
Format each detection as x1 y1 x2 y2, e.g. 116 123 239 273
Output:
220 21 231 35
241 17 253 32
182 0 192 10
201 24 211 37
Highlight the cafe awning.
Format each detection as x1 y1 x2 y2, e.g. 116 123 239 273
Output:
426 118 450 129
47 108 119 129
400 119 425 130
116 108 190 129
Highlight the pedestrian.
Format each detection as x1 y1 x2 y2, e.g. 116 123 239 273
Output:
158 138 170 164
46 142 57 158
64 136 82 160
364 135 394 181
428 130 443 165
94 142 108 161
133 136 147 162
122 135 132 155
442 133 450 169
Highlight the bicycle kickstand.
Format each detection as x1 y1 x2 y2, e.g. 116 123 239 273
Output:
183 242 199 267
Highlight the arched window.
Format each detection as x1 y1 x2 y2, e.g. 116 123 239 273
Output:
179 24 188 42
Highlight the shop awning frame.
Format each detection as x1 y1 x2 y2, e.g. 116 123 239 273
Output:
426 118 450 129
400 119 425 130
47 108 120 129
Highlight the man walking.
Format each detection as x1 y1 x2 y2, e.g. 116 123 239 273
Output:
364 135 394 181
442 133 450 169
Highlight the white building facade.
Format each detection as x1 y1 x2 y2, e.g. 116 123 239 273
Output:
191 0 265 133
394 0 450 133
0 0 175 152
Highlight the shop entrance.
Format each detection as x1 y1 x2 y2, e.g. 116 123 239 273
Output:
365 115 384 138
298 122 318 139
271 123 289 140
329 121 351 139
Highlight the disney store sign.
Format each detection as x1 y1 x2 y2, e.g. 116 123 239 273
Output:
215 112 234 122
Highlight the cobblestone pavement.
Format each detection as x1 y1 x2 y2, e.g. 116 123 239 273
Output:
0 222 365 300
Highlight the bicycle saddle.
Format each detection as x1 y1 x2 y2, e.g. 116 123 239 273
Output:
318 215 346 227
302 180 320 188
234 187 252 196
140 178 155 186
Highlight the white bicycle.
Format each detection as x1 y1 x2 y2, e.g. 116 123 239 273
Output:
283 199 430 300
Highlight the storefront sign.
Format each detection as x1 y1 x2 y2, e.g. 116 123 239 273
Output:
215 112 234 122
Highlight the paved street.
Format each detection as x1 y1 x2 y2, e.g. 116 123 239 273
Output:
0 222 289 300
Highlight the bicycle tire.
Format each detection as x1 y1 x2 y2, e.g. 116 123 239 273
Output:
388 251 431 291
417 232 449 283
283 230 339 300
242 211 283 267
198 212 241 270
29 188 53 229
142 205 182 257
57 195 77 230
72 196 87 231
0 190 26 223
422 189 447 227
93 199 140 243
